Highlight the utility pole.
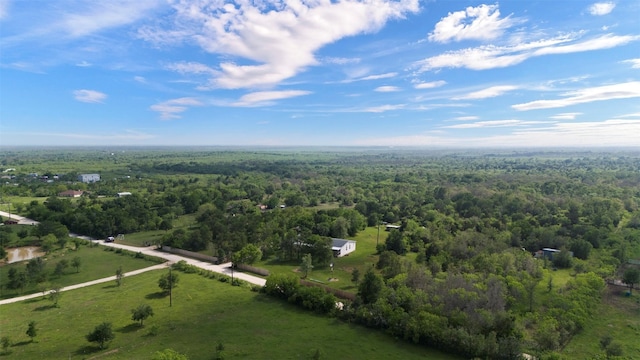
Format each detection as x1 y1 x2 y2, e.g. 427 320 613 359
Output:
169 267 173 307
376 220 380 247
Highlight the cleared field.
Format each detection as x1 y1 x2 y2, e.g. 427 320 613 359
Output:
0 244 163 300
0 270 461 360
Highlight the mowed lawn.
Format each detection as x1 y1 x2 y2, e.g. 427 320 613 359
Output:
256 226 387 292
0 244 163 299
0 270 461 360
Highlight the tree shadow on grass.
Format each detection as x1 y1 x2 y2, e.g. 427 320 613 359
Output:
74 345 102 356
145 292 166 300
33 304 57 311
11 340 32 347
102 284 118 290
117 323 141 334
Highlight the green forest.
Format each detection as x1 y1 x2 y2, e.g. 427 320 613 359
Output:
1 147 639 359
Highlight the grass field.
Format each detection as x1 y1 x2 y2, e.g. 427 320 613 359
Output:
117 214 197 247
0 270 461 360
256 226 387 291
561 285 640 359
0 244 163 300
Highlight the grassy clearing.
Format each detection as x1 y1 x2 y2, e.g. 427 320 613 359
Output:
562 285 640 359
256 226 387 291
117 214 197 247
0 197 45 215
0 270 461 360
0 244 163 299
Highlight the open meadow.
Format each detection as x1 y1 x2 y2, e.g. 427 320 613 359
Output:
0 270 460 360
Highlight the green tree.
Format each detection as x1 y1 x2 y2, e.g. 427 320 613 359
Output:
300 253 313 279
26 321 37 342
622 267 640 295
115 266 124 286
0 336 11 354
72 256 82 273
86 322 115 349
26 257 47 283
351 268 361 285
54 259 69 276
153 348 189 360
41 234 57 254
233 243 262 265
158 272 179 293
358 267 383 304
131 304 154 326
49 287 62 307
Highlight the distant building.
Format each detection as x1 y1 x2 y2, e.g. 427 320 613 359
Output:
59 190 84 198
385 224 401 231
535 248 573 261
78 174 100 183
331 238 356 257
116 192 132 197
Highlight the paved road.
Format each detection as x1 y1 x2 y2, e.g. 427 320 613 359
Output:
0 212 267 305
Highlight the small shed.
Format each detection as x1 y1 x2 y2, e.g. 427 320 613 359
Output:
331 238 356 257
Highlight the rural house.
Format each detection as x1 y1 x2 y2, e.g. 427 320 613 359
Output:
331 238 356 257
78 173 100 183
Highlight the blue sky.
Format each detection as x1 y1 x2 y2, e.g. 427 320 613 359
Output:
1 0 639 147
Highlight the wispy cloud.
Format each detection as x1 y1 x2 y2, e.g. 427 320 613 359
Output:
133 76 146 83
454 85 518 100
429 4 522 43
588 2 615 16
323 57 361 65
550 112 582 120
513 82 640 111
375 86 401 92
356 119 640 147
232 90 311 107
139 0 418 89
622 58 640 69
364 104 405 113
414 80 446 89
443 119 542 129
415 33 639 72
454 116 479 121
0 0 9 20
150 97 203 120
73 89 107 103
75 61 91 67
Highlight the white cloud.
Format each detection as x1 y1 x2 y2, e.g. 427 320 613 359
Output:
375 86 400 92
415 33 639 72
75 61 91 67
0 0 9 20
443 119 541 129
429 4 521 43
414 80 446 89
364 104 405 113
622 58 640 69
166 61 216 75
588 2 615 16
323 57 361 65
150 97 203 119
140 0 419 89
233 90 311 107
61 1 162 38
134 76 146 83
513 82 640 111
454 85 518 100
454 116 479 121
550 112 582 120
356 119 640 147
73 89 107 103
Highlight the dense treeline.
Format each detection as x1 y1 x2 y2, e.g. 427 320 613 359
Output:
3 149 640 359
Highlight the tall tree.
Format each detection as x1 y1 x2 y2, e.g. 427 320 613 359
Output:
86 322 115 349
131 304 154 326
115 266 124 287
72 257 82 273
26 321 37 342
358 267 383 304
300 253 313 279
622 267 640 295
